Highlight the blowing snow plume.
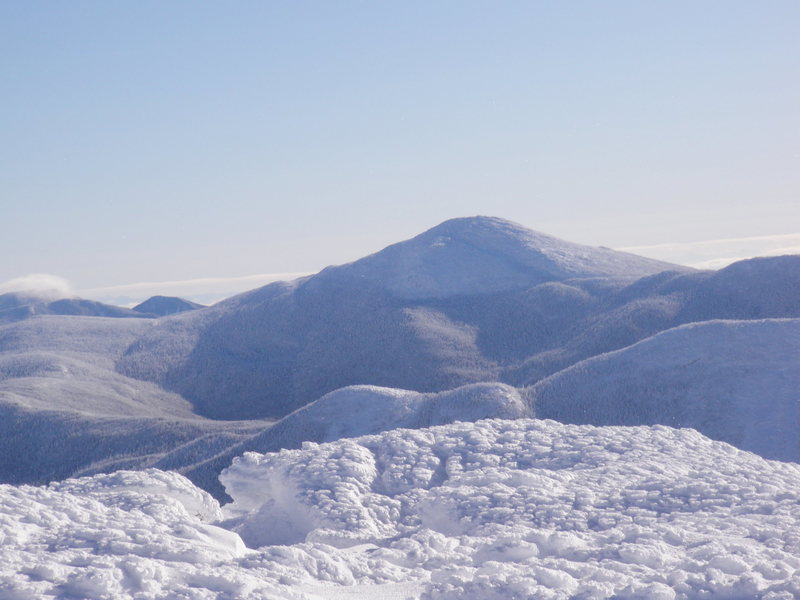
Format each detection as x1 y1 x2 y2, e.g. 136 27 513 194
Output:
0 274 74 299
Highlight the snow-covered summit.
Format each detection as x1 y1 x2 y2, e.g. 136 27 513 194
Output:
317 216 687 299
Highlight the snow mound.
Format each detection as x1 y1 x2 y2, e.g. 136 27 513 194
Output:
532 318 800 462
259 382 527 446
4 419 800 598
323 216 684 299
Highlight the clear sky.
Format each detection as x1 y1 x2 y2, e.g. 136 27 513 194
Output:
2 1 798 303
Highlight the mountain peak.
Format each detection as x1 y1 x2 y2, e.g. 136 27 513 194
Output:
133 296 205 317
426 214 529 233
328 216 689 299
420 215 556 246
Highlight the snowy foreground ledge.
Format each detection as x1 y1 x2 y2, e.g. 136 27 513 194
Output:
3 419 800 599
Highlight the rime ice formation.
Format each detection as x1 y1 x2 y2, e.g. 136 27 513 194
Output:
4 419 800 599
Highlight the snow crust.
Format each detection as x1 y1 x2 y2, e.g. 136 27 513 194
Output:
6 419 796 599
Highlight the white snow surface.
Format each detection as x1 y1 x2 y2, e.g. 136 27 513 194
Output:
4 418 800 599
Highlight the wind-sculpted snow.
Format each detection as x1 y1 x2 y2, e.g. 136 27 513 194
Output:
3 419 800 598
0 470 287 599
229 419 800 598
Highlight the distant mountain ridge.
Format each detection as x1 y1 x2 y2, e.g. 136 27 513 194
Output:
0 292 150 324
133 295 205 316
118 216 696 419
0 215 798 499
532 318 800 463
115 218 800 421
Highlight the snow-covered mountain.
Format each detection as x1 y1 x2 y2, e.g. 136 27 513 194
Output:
0 291 150 324
2 216 800 599
531 318 800 462
4 419 800 599
117 216 693 419
133 295 205 316
504 254 800 384
0 216 798 498
0 315 266 486
0 316 192 417
117 224 799 422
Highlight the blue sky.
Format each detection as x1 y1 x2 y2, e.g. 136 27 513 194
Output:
2 1 798 302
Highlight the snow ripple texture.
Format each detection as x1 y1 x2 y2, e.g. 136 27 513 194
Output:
4 419 800 599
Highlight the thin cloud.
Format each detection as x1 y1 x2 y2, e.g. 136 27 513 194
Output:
691 245 800 270
618 232 800 269
620 232 800 253
77 272 313 306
